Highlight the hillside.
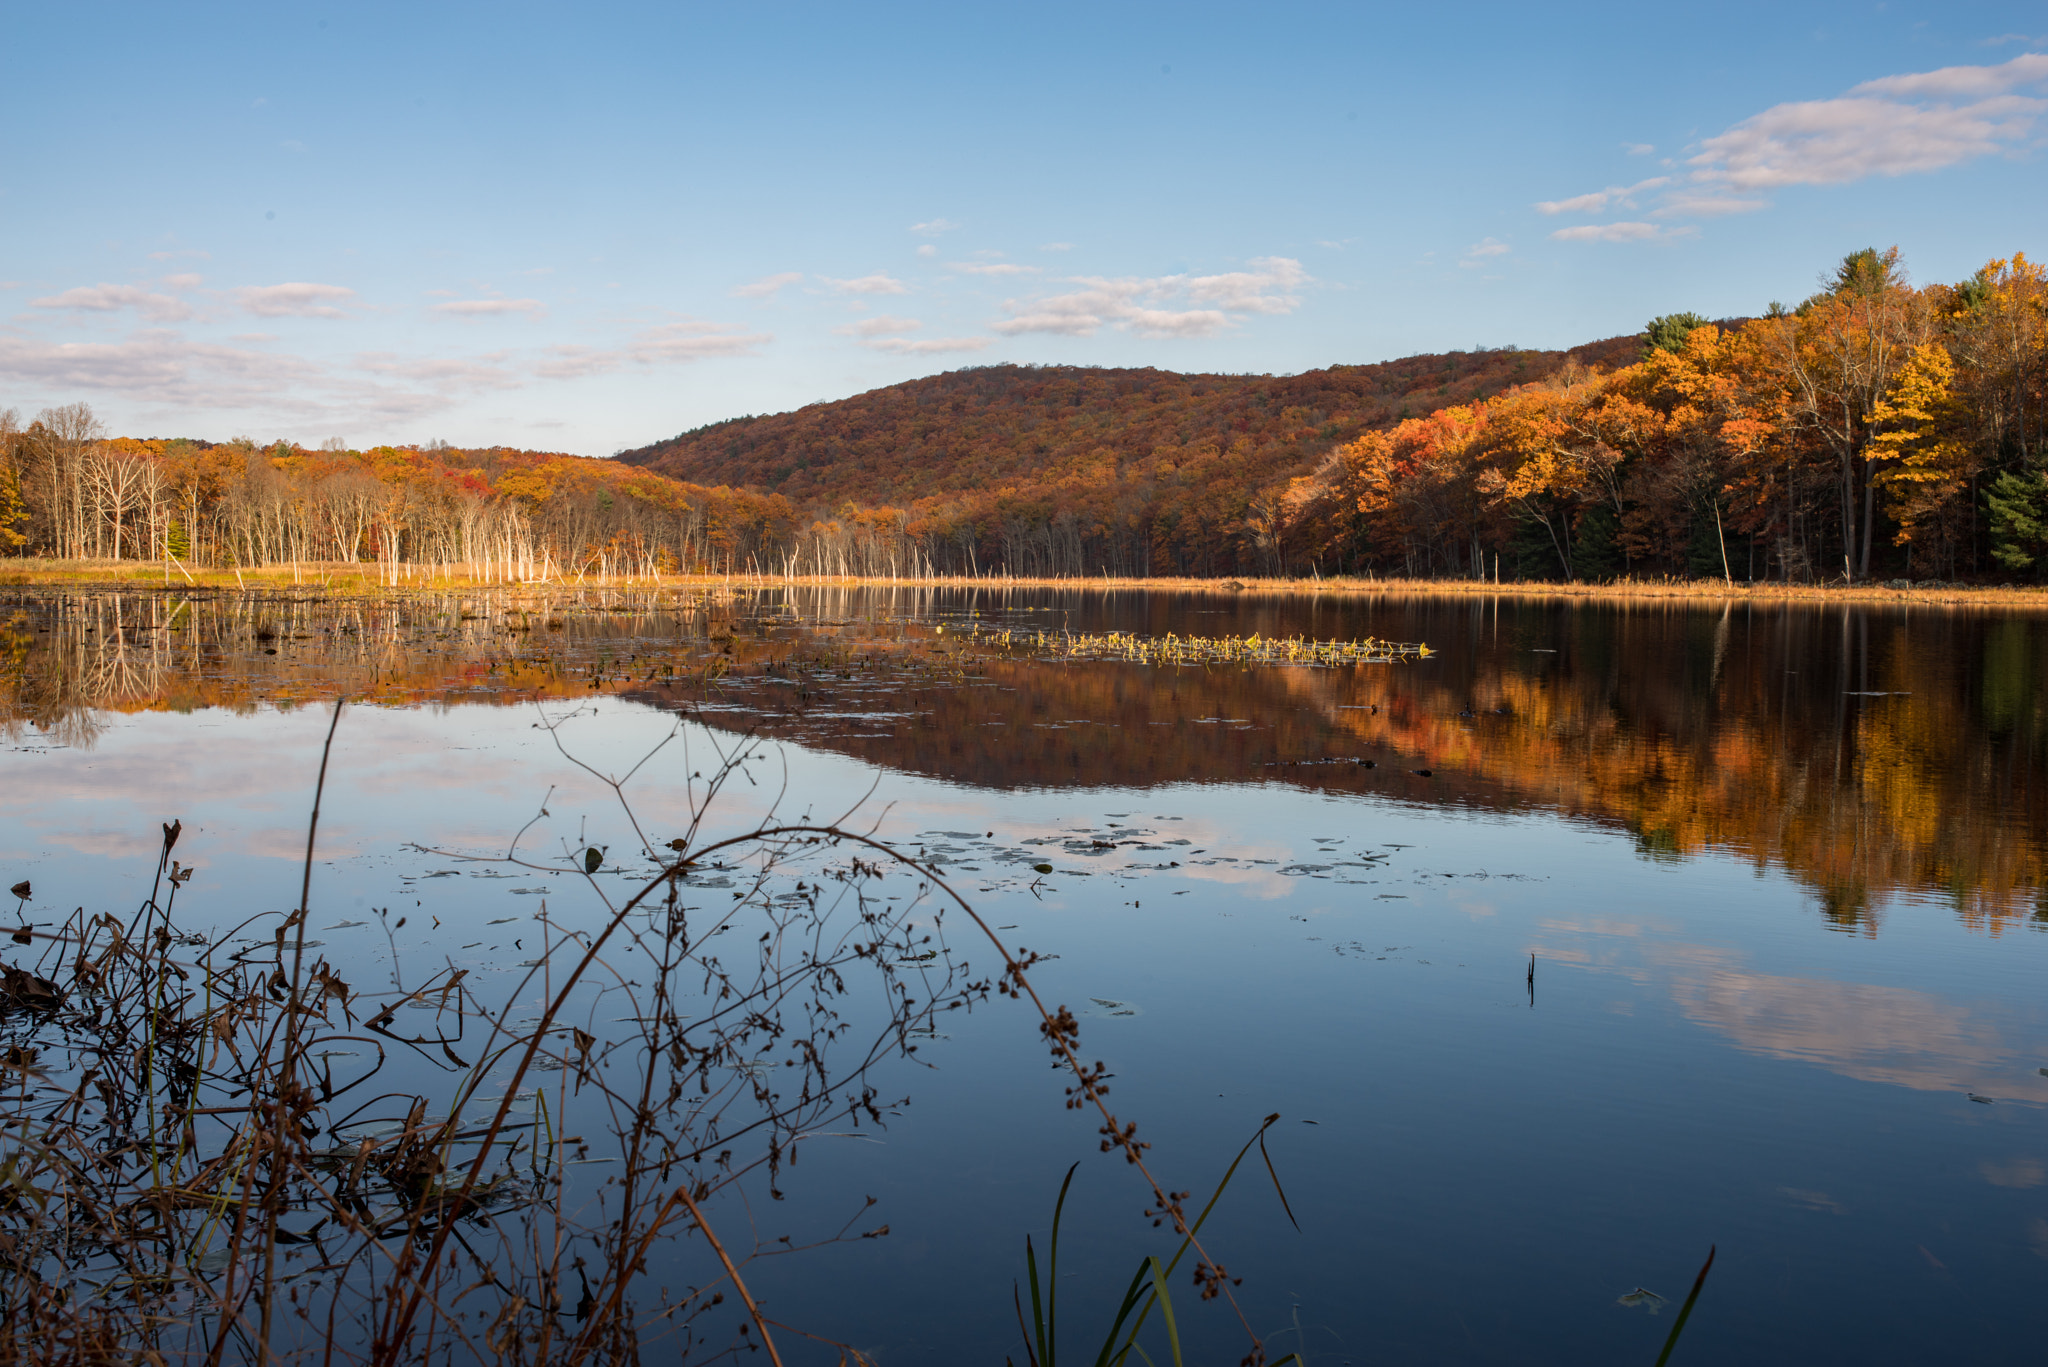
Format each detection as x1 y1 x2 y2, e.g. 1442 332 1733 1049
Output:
618 338 1643 511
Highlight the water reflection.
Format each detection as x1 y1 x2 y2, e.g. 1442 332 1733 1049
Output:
4 585 2044 934
1539 916 2048 1101
6 587 2048 1364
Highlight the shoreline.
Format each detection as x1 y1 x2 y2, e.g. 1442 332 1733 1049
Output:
4 558 2045 609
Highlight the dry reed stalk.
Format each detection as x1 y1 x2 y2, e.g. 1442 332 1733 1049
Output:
0 702 1293 1367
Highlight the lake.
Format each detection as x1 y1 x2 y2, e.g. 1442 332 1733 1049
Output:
2 584 2044 1365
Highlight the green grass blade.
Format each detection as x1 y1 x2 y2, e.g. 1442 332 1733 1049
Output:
1025 1234 1045 1367
1106 1114 1287 1363
1047 1161 1078 1367
1144 1258 1184 1367
1093 1263 1158 1367
1161 1113 1282 1280
1257 1126 1300 1231
1652 1244 1716 1367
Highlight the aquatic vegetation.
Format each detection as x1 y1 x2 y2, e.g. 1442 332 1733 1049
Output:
956 624 1431 667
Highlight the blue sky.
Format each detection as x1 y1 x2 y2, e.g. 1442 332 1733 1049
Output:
4 1 2045 454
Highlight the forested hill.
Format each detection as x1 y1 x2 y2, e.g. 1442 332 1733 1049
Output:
616 338 1643 509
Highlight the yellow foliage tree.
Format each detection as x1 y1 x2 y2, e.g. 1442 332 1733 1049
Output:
1868 342 1972 551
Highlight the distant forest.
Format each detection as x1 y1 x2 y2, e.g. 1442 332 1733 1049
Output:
621 247 2048 583
5 247 2045 582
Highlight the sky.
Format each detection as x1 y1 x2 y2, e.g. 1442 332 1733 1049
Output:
3 1 2046 455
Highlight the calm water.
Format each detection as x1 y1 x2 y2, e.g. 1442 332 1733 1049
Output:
3 585 2045 1364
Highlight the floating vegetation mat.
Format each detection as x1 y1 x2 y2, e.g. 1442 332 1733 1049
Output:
948 625 1431 667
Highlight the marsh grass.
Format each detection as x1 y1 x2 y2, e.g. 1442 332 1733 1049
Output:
0 700 1297 1366
7 557 2044 610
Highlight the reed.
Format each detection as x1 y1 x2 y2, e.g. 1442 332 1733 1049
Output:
0 703 1291 1365
7 557 2047 610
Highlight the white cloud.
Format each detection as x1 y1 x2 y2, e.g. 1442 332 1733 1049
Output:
859 336 992 355
2 295 771 432
1848 51 2048 99
1623 142 1656 156
1690 54 2048 190
431 298 546 317
1117 308 1229 338
1691 94 2044 189
1652 192 1770 218
0 329 449 424
1183 257 1308 313
991 303 1107 337
730 271 803 299
835 315 921 338
1535 55 2048 240
356 352 520 389
161 272 204 289
234 282 357 318
1535 191 1613 215
945 261 1036 276
819 273 910 296
632 321 771 362
1459 238 1511 268
915 244 938 259
992 257 1308 339
531 346 617 380
1533 177 1670 215
30 283 192 322
534 321 771 378
1549 222 1694 243
909 219 960 235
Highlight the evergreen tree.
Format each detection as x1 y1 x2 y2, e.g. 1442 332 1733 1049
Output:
1987 469 2048 572
1643 312 1709 356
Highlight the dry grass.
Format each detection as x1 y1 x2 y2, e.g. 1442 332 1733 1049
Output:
6 557 2046 609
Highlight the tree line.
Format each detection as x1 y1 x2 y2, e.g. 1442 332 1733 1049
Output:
1286 248 2048 583
7 246 2043 582
0 415 800 580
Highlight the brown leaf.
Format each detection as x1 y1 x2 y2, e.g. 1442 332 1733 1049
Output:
6 882 26 901
0 965 62 1012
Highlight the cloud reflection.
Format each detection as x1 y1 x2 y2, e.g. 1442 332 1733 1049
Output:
1539 920 2048 1104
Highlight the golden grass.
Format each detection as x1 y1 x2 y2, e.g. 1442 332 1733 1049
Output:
5 557 2046 608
